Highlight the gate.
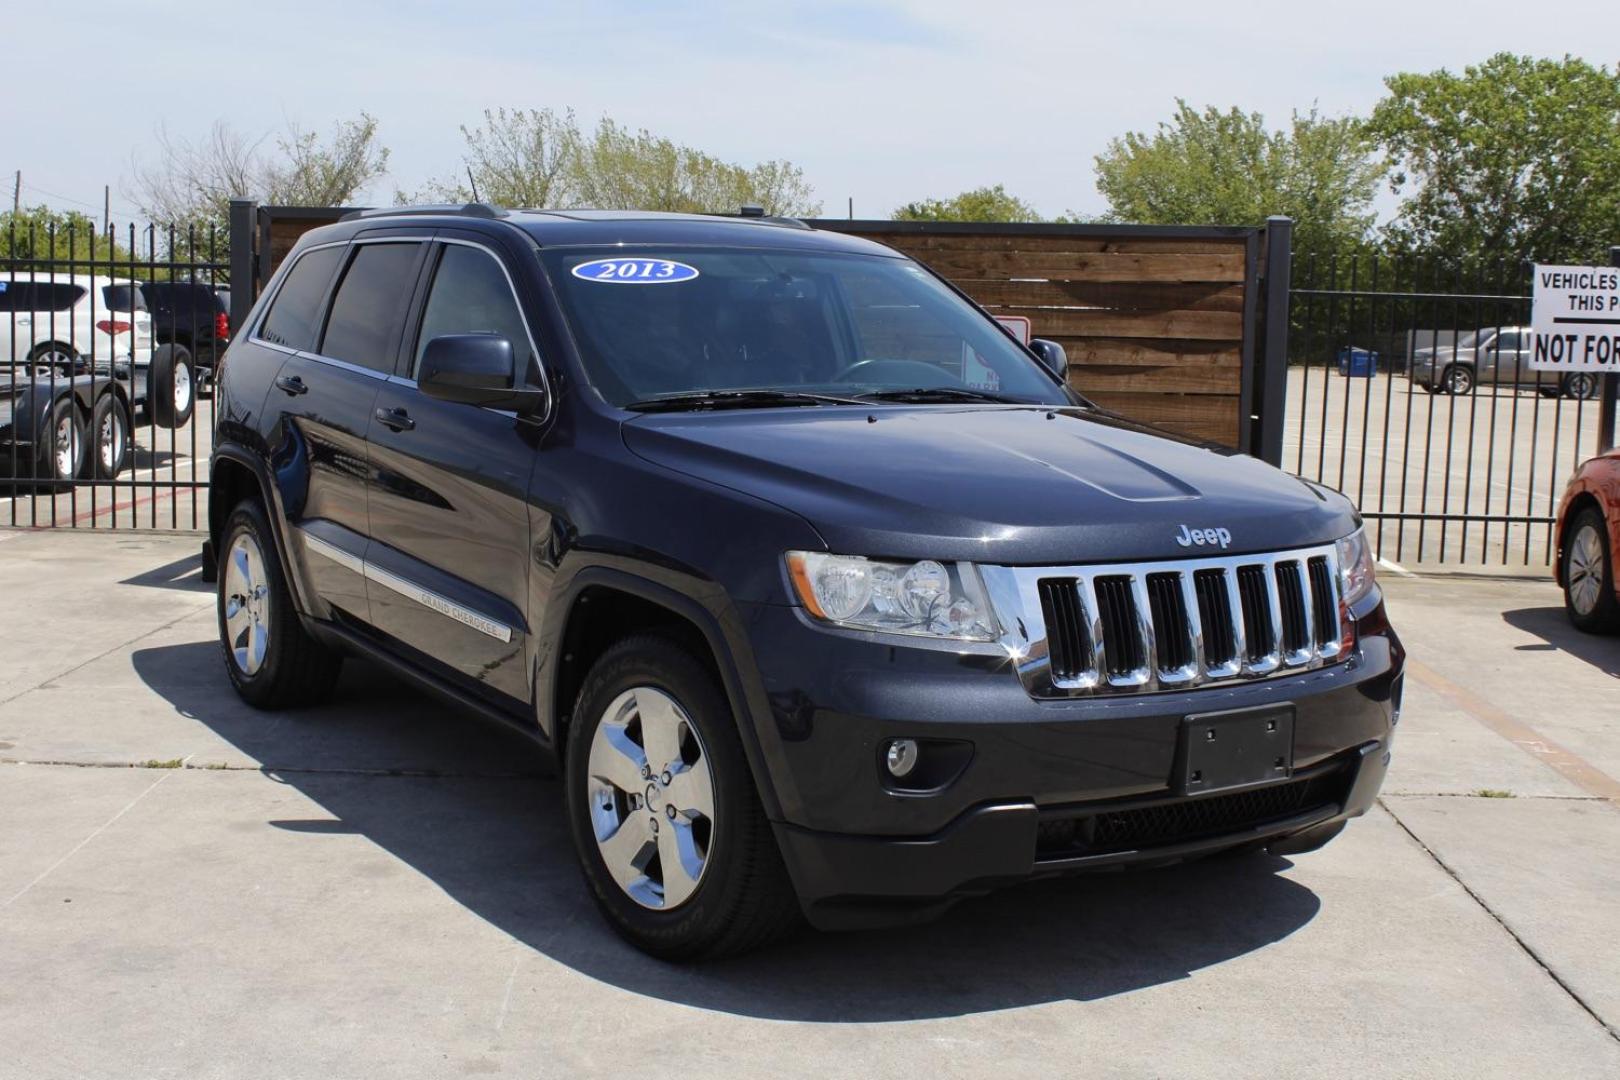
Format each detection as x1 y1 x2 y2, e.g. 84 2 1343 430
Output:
2 219 227 530
1284 251 1618 568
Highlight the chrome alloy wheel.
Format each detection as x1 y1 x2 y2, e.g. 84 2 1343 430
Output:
53 412 83 479
98 408 125 474
1568 523 1606 616
222 532 272 675
586 687 716 910
173 360 193 414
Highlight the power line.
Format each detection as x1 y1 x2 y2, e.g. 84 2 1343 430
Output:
16 179 143 220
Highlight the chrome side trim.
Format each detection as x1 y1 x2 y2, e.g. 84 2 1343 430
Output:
299 528 514 644
980 542 1350 700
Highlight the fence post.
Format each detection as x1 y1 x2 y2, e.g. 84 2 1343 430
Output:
228 197 257 335
1255 216 1294 466
1601 246 1620 454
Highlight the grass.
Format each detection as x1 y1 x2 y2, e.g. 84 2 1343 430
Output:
1474 788 1516 798
139 758 184 769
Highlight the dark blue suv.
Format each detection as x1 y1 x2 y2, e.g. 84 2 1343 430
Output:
207 205 1403 957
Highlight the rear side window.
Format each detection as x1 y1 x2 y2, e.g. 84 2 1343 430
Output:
0 281 87 312
413 245 536 379
258 245 343 350
101 284 147 312
319 243 423 372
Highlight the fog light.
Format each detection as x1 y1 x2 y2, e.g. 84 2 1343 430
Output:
885 739 919 778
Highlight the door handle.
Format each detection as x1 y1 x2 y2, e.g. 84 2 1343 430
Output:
374 406 415 432
274 375 307 396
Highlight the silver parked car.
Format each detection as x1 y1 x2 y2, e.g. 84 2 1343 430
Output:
1411 326 1600 399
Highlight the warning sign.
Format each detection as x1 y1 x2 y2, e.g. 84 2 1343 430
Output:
1530 264 1620 372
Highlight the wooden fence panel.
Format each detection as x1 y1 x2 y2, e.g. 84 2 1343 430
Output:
813 221 1259 448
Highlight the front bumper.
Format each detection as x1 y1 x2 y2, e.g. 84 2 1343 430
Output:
737 594 1403 929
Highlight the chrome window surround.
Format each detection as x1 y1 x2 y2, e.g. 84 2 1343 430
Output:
978 543 1349 699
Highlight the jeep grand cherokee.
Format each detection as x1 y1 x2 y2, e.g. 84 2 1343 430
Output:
207 205 1404 958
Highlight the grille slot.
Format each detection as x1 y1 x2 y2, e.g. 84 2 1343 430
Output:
1034 765 1351 860
1194 568 1236 667
1093 576 1143 678
1037 578 1090 682
1236 564 1276 663
1146 573 1192 672
1275 560 1310 656
1308 556 1338 648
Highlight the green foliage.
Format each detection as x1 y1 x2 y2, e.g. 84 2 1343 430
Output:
1093 101 1385 257
0 205 142 270
407 110 820 217
1368 53 1620 265
892 184 1041 222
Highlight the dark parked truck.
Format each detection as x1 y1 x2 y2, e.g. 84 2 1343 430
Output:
206 205 1404 958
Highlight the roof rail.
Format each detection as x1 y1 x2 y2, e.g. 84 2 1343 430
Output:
339 202 510 222
712 206 811 230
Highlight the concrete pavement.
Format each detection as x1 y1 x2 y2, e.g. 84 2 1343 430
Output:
1 529 1617 1079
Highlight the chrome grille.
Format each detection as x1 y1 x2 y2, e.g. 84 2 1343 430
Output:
982 543 1349 698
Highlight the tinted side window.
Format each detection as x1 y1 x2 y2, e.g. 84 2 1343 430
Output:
413 245 535 379
259 246 343 350
320 243 423 372
1495 331 1522 351
0 281 87 312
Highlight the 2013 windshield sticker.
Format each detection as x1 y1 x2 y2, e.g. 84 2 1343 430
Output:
572 257 699 284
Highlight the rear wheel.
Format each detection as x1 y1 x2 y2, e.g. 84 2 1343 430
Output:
1562 372 1601 401
1563 507 1620 634
565 635 800 959
148 344 195 428
28 342 78 372
87 394 131 480
217 498 343 707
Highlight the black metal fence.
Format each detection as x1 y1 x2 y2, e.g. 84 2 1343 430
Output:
2 220 227 530
1285 252 1616 568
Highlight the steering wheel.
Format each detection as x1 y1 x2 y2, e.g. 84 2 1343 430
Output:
831 358 958 387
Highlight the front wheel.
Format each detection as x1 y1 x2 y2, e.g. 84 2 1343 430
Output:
216 498 343 707
1440 364 1475 395
1563 507 1620 634
564 635 800 959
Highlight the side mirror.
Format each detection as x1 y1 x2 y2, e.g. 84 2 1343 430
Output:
1029 338 1069 381
418 334 545 414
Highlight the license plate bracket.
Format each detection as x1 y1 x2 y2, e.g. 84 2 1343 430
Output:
1178 704 1295 795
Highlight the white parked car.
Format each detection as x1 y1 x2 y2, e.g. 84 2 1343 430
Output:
1 274 195 485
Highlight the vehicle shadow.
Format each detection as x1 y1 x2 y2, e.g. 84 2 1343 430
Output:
131 640 1322 1022
119 554 210 592
1502 606 1620 679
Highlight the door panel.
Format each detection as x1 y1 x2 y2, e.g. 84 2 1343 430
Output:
363 240 541 704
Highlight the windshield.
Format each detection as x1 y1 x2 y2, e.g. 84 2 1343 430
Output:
540 247 1072 407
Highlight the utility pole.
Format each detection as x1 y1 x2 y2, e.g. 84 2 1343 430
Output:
103 185 110 231
847 196 853 220
12 170 19 215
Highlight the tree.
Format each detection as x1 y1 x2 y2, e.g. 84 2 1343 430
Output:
892 184 1042 222
132 114 389 225
406 110 820 216
1 205 141 269
1093 101 1384 256
1367 53 1620 265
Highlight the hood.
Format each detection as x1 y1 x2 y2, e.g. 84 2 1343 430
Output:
622 405 1358 565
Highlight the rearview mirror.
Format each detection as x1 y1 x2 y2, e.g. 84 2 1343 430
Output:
419 334 545 415
1029 338 1069 381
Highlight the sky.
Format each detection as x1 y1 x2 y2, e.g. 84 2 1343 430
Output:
6 0 1620 224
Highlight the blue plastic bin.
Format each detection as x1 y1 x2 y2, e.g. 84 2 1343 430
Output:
1336 347 1379 377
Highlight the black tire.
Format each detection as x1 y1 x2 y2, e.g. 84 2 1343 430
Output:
148 343 196 428
86 393 131 480
40 396 87 488
564 635 801 959
28 341 79 372
1562 372 1601 401
1562 506 1620 634
1440 363 1475 395
216 498 343 708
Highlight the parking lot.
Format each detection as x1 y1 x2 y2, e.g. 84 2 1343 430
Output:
1282 367 1603 569
1 529 1617 1078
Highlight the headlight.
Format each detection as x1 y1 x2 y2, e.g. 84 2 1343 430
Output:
785 552 999 641
1336 528 1376 606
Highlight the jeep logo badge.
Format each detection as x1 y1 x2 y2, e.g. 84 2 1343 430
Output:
1174 524 1232 549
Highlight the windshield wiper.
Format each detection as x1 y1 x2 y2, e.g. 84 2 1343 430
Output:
857 386 1024 405
625 389 869 412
